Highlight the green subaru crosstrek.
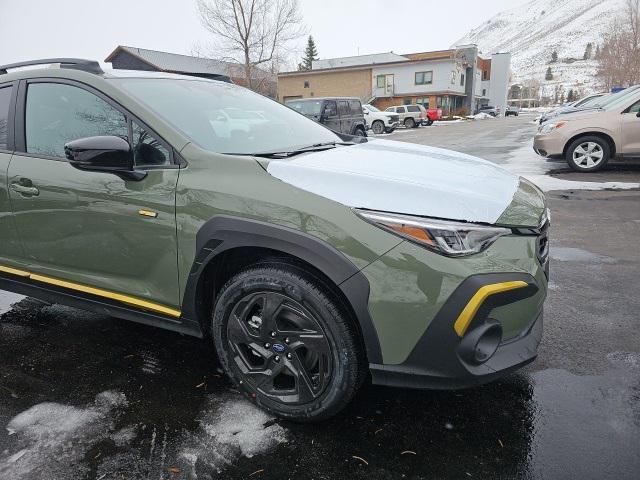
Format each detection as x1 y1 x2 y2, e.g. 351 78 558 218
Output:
0 59 549 421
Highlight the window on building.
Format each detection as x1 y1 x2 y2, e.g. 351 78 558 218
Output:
403 98 412 105
303 80 310 88
376 75 386 88
416 97 429 108
482 89 487 97
415 71 433 85
483 70 489 80
0 86 12 151
451 71 456 84
25 83 128 158
460 73 465 87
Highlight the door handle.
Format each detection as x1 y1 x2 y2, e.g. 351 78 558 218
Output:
11 182 39 197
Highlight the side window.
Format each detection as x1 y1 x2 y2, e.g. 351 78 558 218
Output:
338 100 349 116
0 86 12 151
349 100 362 115
26 83 127 158
132 121 171 166
407 105 420 113
323 101 337 117
396 107 406 113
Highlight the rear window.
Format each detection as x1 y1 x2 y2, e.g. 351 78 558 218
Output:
0 86 12 151
406 105 420 112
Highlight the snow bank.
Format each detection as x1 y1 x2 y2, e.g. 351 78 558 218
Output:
0 391 128 480
179 392 287 475
468 112 495 120
0 292 25 315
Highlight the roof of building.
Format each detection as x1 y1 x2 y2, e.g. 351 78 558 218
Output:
312 52 409 70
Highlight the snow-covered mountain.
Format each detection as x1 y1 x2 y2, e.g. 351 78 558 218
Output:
453 0 622 93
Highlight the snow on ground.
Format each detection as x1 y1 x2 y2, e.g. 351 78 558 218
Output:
178 392 287 476
0 391 128 480
0 292 25 315
502 142 640 191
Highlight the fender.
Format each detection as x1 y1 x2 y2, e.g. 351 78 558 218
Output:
180 215 383 364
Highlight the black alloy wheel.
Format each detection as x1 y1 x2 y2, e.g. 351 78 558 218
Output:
226 291 332 404
212 264 364 421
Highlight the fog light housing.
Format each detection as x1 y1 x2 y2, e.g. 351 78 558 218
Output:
458 319 502 365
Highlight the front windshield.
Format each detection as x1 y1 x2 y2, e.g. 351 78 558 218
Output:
286 100 323 116
113 79 340 154
365 104 381 112
579 95 607 107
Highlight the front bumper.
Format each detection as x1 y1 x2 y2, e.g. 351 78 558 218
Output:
369 273 543 389
533 133 565 157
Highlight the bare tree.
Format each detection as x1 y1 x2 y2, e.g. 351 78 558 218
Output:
196 0 304 90
597 0 640 89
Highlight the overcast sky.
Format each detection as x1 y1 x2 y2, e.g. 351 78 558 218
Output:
0 0 522 69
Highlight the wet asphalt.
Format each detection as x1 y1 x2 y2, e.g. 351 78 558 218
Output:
1 115 639 480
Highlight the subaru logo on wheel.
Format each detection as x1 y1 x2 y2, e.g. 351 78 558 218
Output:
272 343 285 353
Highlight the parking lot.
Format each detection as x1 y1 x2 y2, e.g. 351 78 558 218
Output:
1 114 639 480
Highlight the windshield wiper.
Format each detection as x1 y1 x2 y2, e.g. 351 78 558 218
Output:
225 141 355 159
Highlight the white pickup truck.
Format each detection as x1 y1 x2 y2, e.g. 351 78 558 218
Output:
363 104 400 134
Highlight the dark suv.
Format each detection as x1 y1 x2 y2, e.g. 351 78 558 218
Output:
285 97 366 136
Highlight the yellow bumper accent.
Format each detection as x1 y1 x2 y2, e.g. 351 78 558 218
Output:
0 263 181 318
453 281 529 337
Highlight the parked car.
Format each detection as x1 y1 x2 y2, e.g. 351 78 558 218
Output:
534 87 640 172
286 97 367 136
0 59 549 421
362 103 399 134
539 93 608 124
385 104 442 127
478 105 498 117
505 105 520 116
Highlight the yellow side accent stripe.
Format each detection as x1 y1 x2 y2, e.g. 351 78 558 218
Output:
0 265 31 277
0 264 181 318
453 281 529 337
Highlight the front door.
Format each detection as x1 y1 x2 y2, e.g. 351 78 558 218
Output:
620 100 640 156
8 80 181 309
321 100 340 133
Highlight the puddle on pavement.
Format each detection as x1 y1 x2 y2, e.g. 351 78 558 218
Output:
550 246 616 264
1 298 639 479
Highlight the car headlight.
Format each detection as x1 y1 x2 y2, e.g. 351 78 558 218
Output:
354 209 511 256
538 121 565 134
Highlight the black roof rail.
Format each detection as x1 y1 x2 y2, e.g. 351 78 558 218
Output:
0 58 104 75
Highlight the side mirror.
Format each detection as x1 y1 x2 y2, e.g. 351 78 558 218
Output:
636 111 640 118
64 136 146 181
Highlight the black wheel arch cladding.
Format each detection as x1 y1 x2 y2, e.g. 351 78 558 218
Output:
181 215 384 364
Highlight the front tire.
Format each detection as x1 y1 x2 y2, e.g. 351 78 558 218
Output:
566 136 610 172
371 120 385 135
212 264 364 422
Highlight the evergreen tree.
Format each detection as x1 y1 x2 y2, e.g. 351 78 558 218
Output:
551 50 558 63
298 36 319 71
583 43 593 60
545 66 554 80
567 89 575 102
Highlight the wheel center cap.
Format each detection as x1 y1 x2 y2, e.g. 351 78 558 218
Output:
272 343 285 353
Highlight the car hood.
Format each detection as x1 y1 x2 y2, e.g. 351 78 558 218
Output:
266 139 545 227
